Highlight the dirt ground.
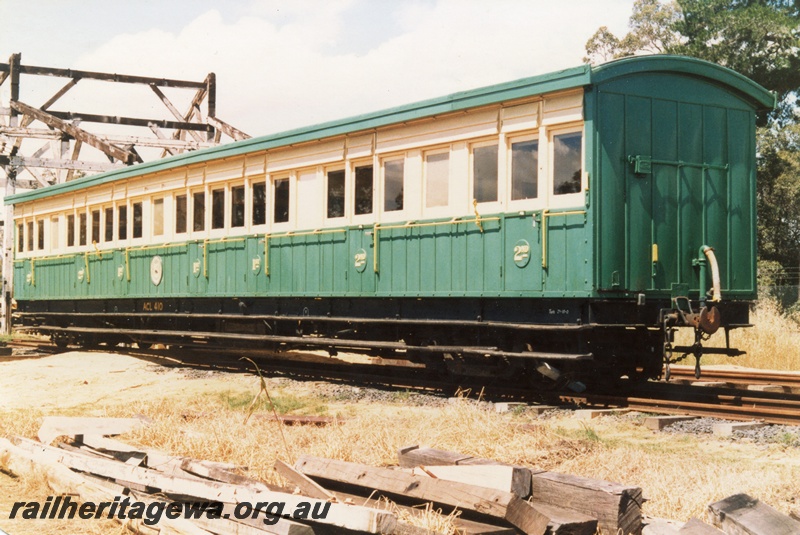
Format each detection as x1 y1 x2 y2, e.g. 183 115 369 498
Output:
0 350 257 534
1 349 799 534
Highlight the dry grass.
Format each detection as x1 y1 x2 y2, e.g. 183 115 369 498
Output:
133 394 800 522
5 385 798 531
676 298 800 370
2 341 800 534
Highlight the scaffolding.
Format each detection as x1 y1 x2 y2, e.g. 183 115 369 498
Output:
0 52 250 332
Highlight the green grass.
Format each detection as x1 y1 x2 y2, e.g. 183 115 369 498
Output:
217 390 328 416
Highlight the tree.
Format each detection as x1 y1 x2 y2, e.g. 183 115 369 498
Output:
675 0 800 124
584 0 680 63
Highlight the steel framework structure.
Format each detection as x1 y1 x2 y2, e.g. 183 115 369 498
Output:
0 52 250 331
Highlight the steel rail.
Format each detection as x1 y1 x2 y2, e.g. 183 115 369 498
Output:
666 365 800 389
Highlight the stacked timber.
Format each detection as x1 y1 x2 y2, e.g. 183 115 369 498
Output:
3 418 795 535
398 445 643 535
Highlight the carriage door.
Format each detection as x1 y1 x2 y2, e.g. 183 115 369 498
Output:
626 98 731 295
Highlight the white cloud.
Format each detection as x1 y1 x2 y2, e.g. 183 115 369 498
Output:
37 1 635 138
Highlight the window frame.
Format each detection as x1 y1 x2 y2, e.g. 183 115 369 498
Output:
325 167 346 222
250 177 267 230
271 174 292 230
175 193 188 235
422 147 451 217
117 204 128 242
506 132 543 210
151 197 165 239
230 182 246 229
131 200 144 242
103 206 114 244
191 189 206 236
380 155 406 221
209 186 226 235
351 159 375 224
470 138 503 213
547 124 585 210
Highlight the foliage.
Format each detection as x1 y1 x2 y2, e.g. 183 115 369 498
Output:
756 123 800 274
584 0 681 63
675 0 800 124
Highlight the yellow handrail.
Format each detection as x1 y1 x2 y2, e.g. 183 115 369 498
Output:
373 215 501 274
262 229 347 276
541 209 587 269
84 252 91 284
375 216 500 232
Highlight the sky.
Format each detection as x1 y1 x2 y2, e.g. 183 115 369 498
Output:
1 0 636 141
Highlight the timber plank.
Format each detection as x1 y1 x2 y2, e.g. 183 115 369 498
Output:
678 518 724 534
398 445 642 535
13 438 395 534
0 438 212 535
405 463 531 497
294 455 548 535
707 493 800 535
324 486 515 535
38 416 147 445
274 460 335 500
530 470 643 535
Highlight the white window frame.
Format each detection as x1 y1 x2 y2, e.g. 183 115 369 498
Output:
470 138 504 214
324 166 347 224
506 132 544 211
130 199 145 246
351 158 376 225
248 175 268 233
547 124 585 210
271 173 293 232
380 154 408 223
208 185 227 238
422 147 452 218
151 196 166 240
229 181 246 232
50 214 61 253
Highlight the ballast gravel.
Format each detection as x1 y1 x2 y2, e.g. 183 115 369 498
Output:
661 416 800 447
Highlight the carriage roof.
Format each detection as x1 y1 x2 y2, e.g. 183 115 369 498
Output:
5 55 774 207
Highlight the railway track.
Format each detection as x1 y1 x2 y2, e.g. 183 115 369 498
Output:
665 364 800 391
6 340 800 426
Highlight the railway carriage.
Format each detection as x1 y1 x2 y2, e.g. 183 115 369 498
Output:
7 56 775 389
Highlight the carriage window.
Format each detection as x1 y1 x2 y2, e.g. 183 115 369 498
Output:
37 220 44 250
118 206 127 240
27 221 34 251
231 185 245 228
91 209 100 243
425 152 449 208
211 189 225 230
384 159 404 212
104 208 113 242
511 139 538 200
176 195 187 234
68 215 75 246
17 223 23 253
79 214 87 246
132 202 143 239
473 143 498 203
252 182 266 225
354 165 373 216
152 198 164 236
193 192 205 232
51 217 59 250
553 132 582 195
327 170 345 218
274 178 290 224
